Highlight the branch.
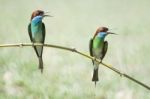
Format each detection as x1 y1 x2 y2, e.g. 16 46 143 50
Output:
0 43 150 90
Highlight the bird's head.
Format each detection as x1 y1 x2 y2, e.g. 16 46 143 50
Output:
30 10 52 21
94 27 116 39
31 10 44 20
31 10 52 24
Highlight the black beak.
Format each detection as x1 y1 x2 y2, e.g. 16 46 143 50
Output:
107 32 117 35
43 14 53 17
43 12 53 17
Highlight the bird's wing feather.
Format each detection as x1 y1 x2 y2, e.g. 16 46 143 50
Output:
28 23 33 42
89 38 94 64
100 41 108 60
28 23 40 57
42 22 45 43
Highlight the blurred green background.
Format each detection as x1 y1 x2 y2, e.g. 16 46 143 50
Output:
0 0 150 99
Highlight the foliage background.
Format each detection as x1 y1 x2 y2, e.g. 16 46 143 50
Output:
0 0 150 99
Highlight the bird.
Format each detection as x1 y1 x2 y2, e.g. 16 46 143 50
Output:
89 27 116 86
28 10 51 73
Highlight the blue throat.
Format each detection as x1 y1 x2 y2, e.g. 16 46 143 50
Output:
97 32 106 40
31 16 43 25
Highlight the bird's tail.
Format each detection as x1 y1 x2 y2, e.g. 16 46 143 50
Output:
33 46 44 73
92 68 99 86
38 57 43 73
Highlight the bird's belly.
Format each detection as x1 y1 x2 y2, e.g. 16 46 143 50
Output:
32 32 43 42
93 48 103 58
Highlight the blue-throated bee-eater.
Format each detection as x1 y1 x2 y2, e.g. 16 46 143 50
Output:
28 10 51 73
89 27 116 86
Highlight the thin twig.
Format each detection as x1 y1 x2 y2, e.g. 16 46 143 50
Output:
0 43 149 90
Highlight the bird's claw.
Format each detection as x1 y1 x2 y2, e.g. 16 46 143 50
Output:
32 43 34 47
93 57 96 62
100 60 102 63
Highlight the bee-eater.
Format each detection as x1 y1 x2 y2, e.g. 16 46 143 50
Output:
89 27 116 86
28 10 50 73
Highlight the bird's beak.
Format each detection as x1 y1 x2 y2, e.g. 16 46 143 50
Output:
107 32 117 35
43 14 53 17
43 12 53 17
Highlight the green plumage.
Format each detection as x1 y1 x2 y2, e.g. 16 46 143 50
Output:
93 37 104 56
89 34 108 86
28 21 45 73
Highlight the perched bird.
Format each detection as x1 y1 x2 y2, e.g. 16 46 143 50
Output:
28 10 51 73
89 27 116 86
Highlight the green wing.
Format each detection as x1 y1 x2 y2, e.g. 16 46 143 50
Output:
28 23 33 42
89 38 94 64
101 41 108 60
42 22 45 43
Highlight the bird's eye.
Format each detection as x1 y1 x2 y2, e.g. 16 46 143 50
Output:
39 12 44 15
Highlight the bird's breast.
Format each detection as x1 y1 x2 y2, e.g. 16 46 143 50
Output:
31 23 43 42
93 38 104 57
93 38 104 49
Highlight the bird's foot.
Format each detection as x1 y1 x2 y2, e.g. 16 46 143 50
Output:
32 42 34 47
93 57 96 62
100 60 102 63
